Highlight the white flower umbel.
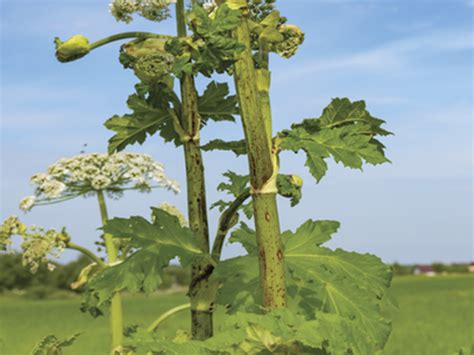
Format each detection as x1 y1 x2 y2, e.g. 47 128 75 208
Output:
20 152 180 211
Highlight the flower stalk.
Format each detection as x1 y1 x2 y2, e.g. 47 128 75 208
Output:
147 303 191 333
67 242 105 267
97 190 124 351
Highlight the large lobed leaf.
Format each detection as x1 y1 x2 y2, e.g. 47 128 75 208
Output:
198 81 238 123
212 219 393 353
279 98 392 182
105 83 179 153
87 208 206 304
106 81 238 153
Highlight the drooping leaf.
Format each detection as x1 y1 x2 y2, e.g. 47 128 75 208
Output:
198 81 238 123
201 139 247 156
87 208 206 304
30 333 80 355
279 98 392 182
276 174 303 207
212 219 393 353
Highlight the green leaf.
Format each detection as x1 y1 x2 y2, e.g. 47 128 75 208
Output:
210 171 253 220
87 208 206 304
198 81 238 123
217 171 250 197
105 83 181 153
187 3 245 76
228 222 258 255
30 333 80 355
106 80 239 153
201 139 247 156
279 98 392 182
125 329 207 355
213 219 393 353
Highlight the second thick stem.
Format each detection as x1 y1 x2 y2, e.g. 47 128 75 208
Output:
232 7 286 309
97 190 124 351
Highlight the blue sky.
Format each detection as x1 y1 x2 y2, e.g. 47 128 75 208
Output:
1 0 472 264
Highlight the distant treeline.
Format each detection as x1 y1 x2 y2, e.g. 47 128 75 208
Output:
0 253 190 299
1 254 471 299
392 262 471 276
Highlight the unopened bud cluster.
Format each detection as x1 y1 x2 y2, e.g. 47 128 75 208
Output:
109 0 177 23
274 24 305 59
19 152 179 212
249 0 278 21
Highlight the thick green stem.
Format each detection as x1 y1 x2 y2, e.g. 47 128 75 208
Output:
97 191 124 351
67 242 105 267
231 5 286 309
89 32 172 51
147 303 191 333
175 0 214 340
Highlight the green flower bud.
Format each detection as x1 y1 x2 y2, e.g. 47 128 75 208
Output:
275 24 305 59
133 52 174 83
54 35 91 63
120 38 168 67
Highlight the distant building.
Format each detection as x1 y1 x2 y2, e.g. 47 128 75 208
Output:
469 263 474 273
413 265 436 277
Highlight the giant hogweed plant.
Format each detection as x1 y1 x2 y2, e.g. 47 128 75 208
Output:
1 152 180 353
20 0 394 353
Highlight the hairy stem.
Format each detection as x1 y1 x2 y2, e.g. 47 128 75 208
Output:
211 188 251 262
231 3 286 309
67 242 105 267
97 191 124 351
175 0 214 340
147 303 191 333
89 32 173 51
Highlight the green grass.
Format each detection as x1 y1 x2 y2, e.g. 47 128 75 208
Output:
383 274 474 355
0 275 473 354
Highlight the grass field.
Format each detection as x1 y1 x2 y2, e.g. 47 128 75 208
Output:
0 275 473 354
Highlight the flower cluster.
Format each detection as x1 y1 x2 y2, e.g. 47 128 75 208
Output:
109 0 177 23
0 216 24 252
20 153 180 212
274 24 305 59
0 216 69 273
